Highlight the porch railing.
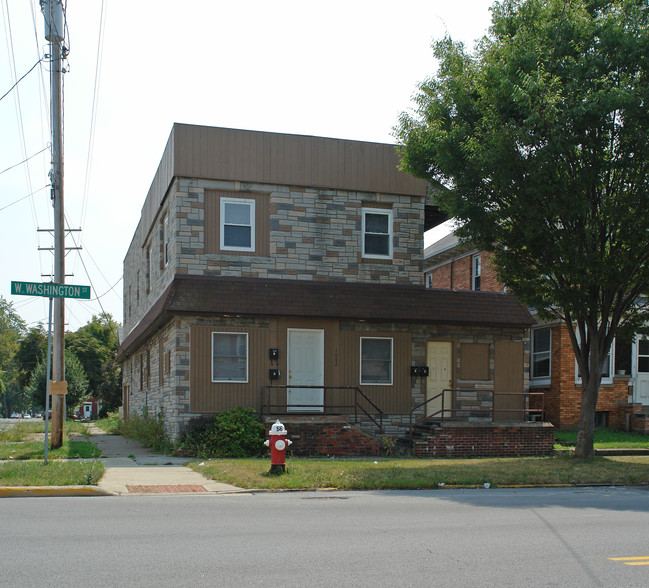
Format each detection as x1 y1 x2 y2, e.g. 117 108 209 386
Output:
409 389 545 444
260 385 385 434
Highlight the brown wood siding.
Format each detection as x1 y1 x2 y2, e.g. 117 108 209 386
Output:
460 343 490 380
204 190 270 256
135 124 429 243
339 330 412 413
170 124 426 194
494 341 525 421
190 325 270 413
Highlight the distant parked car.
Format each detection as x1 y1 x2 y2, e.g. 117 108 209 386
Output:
42 412 52 420
22 414 31 419
10 413 21 419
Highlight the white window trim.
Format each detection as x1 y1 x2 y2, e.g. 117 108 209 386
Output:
472 254 481 291
220 198 256 252
574 332 613 385
360 337 393 386
362 208 392 259
530 326 551 387
211 332 249 383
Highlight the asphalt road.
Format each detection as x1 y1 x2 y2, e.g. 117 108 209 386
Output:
2 486 649 587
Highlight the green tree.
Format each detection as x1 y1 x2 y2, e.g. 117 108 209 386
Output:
27 349 89 414
65 313 122 411
396 0 649 457
13 325 47 389
0 296 26 416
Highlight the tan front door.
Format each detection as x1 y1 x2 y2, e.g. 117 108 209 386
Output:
494 341 524 421
426 342 453 418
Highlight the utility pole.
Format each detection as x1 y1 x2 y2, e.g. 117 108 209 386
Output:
42 0 66 448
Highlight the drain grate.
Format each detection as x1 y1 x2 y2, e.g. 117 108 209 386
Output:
127 484 207 494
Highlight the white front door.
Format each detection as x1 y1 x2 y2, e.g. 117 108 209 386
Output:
635 338 649 405
426 342 453 418
287 329 324 412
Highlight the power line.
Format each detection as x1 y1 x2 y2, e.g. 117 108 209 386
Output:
0 147 49 177
0 184 49 212
0 57 42 102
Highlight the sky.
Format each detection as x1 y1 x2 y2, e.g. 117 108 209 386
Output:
1 0 495 333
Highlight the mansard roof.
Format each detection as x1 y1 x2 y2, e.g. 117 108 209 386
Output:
118 274 533 359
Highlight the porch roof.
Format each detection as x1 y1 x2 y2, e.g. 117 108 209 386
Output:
118 275 534 359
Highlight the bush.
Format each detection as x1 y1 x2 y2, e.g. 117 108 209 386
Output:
119 408 173 454
178 407 265 458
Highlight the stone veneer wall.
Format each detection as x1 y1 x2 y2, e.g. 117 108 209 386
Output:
123 177 425 336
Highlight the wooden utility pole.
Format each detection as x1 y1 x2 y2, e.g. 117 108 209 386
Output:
42 0 66 448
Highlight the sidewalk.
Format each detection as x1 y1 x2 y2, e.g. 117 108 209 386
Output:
1 424 246 497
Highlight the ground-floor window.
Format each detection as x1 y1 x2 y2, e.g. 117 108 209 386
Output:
212 332 248 382
360 337 393 385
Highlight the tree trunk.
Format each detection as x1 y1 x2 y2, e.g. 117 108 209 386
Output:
575 376 599 458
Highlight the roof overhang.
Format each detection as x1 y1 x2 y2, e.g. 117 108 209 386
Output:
118 275 534 360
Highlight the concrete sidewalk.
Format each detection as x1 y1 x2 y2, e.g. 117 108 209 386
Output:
90 424 247 496
1 424 247 497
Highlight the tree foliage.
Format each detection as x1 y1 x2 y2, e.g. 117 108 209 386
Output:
65 313 122 411
27 349 89 413
396 0 649 457
0 296 26 416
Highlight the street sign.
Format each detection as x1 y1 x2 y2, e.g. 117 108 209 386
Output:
11 281 91 300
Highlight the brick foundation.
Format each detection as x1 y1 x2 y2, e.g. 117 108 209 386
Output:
266 417 381 456
413 422 554 458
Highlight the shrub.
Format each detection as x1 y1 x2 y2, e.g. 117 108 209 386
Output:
179 407 265 458
119 408 173 454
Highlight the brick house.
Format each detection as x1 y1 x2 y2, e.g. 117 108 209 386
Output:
117 124 550 456
425 234 649 433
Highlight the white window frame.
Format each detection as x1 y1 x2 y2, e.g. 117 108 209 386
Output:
362 208 392 259
574 331 613 385
530 326 551 386
220 198 255 252
472 254 481 291
211 332 249 383
360 337 393 386
425 273 433 288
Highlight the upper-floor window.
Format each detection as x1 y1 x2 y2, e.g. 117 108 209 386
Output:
531 326 551 384
221 199 255 252
362 208 392 259
212 332 248 382
360 337 393 385
472 254 481 291
163 214 170 267
425 273 433 288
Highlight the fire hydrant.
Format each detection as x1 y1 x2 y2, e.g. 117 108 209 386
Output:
264 419 292 474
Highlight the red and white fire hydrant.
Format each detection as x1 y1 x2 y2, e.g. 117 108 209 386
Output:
264 419 292 474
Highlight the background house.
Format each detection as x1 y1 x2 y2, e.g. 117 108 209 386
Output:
425 234 649 433
118 124 547 456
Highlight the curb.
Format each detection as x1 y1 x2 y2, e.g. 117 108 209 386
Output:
0 485 112 498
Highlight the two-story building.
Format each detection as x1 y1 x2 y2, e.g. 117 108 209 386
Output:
425 235 649 434
118 124 550 456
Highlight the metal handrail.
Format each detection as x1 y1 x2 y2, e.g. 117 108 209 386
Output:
260 385 385 433
409 389 545 444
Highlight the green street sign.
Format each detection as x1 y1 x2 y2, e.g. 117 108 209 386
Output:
11 281 91 300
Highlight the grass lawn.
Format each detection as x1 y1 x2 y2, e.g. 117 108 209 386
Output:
554 428 649 449
189 454 649 490
0 460 104 486
0 421 104 486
